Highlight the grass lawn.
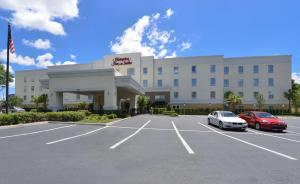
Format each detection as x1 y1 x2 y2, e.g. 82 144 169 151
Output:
78 118 121 124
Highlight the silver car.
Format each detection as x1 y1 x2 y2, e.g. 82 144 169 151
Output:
207 111 247 130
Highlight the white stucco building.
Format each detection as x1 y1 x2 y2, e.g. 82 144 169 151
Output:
15 53 291 111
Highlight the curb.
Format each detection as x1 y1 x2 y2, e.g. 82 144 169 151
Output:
48 117 130 126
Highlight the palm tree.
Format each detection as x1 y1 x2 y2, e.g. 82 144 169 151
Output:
137 95 148 114
31 96 40 109
224 91 242 111
284 89 293 113
38 94 48 111
255 92 265 110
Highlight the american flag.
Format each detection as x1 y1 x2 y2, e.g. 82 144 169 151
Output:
8 23 15 54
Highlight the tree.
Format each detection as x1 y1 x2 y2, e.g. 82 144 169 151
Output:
137 95 148 113
31 96 40 109
255 92 265 110
284 80 300 113
224 91 242 111
0 63 14 86
38 94 48 111
284 89 293 113
8 96 23 107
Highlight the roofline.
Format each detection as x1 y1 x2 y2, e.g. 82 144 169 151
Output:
224 54 292 60
15 69 47 73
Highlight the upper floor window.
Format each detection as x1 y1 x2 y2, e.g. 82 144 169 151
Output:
210 91 216 99
173 66 179 75
268 91 274 99
210 65 216 73
268 65 274 73
157 67 163 75
238 66 244 74
238 79 244 87
268 78 274 87
127 68 135 76
24 77 27 83
192 65 197 73
253 91 259 99
143 67 148 75
174 92 179 99
253 79 259 87
143 80 148 88
23 96 27 101
31 86 34 92
210 78 216 86
253 65 259 73
238 91 244 97
173 79 179 87
224 79 229 87
224 66 229 75
24 87 27 93
76 94 80 100
157 80 163 88
191 91 197 99
192 78 197 87
31 78 35 82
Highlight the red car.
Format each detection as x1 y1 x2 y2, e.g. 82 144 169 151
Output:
239 111 287 131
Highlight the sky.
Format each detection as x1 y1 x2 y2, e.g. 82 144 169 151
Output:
0 0 299 96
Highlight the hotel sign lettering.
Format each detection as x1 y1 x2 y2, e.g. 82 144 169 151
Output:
112 57 132 66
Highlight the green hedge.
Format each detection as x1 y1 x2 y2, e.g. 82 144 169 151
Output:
162 111 178 117
0 111 86 126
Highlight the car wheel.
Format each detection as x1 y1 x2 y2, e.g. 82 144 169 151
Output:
255 123 260 130
219 121 224 129
208 118 211 125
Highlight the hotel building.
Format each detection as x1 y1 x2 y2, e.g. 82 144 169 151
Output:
15 53 291 111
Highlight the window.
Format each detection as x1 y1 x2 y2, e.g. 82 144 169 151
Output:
173 79 179 87
268 65 274 73
143 67 148 75
76 94 80 100
210 91 216 99
192 65 197 73
224 79 229 87
238 91 244 97
24 87 27 93
23 96 27 101
210 65 216 73
268 91 274 100
157 67 163 75
253 65 259 73
155 95 165 102
210 78 216 86
31 86 34 92
253 91 259 99
191 91 197 99
157 80 163 88
253 79 259 87
31 78 35 82
224 66 229 75
192 78 197 87
174 92 179 99
268 78 274 87
238 79 244 87
143 80 148 88
127 68 135 76
24 77 27 83
173 66 179 75
88 95 92 100
238 66 244 74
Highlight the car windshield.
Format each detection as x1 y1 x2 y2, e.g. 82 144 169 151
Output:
220 112 236 117
256 113 275 118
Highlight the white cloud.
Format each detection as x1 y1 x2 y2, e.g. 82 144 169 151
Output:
292 73 300 84
0 49 35 66
0 0 79 35
36 53 54 68
165 8 174 18
55 61 77 65
165 51 177 58
22 38 51 49
70 54 76 60
180 42 192 51
111 9 188 59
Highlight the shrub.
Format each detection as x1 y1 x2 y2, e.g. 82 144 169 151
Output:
78 110 92 116
101 114 108 121
46 112 85 122
162 111 178 117
108 114 117 119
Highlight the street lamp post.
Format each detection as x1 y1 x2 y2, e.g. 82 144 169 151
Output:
183 103 186 115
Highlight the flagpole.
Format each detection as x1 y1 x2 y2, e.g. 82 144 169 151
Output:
5 22 10 114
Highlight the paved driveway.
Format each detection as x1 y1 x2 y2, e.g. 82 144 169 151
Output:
0 115 300 184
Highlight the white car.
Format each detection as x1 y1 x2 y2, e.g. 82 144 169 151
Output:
207 111 247 131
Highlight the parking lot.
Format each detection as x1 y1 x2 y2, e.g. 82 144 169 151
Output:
0 115 300 184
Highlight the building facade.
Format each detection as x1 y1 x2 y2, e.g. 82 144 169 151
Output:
15 53 291 111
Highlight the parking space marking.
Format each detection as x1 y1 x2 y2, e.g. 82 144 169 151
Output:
0 125 76 139
46 126 108 145
198 122 298 161
172 121 195 155
109 120 151 149
247 129 300 143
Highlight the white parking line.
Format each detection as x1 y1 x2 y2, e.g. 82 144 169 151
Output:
247 129 300 143
46 126 108 145
109 120 151 149
198 122 297 161
0 125 76 139
172 121 195 155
